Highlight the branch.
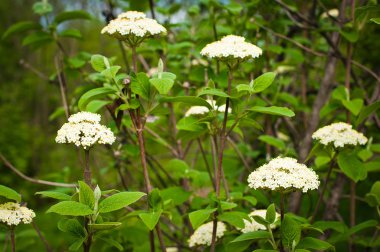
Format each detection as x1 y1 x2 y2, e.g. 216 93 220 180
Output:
0 154 76 188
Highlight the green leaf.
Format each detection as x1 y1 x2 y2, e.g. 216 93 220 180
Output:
236 84 252 93
370 18 380 24
150 78 174 95
365 181 380 207
91 54 109 72
131 73 151 100
218 211 249 229
2 21 41 40
98 192 145 213
54 10 91 24
356 100 380 126
69 238 85 251
340 29 359 43
58 219 86 238
33 1 53 15
101 66 121 79
78 87 115 111
297 237 334 251
220 201 237 210
250 106 295 117
266 203 276 224
85 100 112 113
258 135 286 150
313 221 347 233
252 215 269 226
252 72 276 93
159 96 213 109
342 99 363 116
231 231 271 243
0 185 21 202
47 201 93 216
337 150 367 182
59 29 82 39
98 237 123 251
148 189 163 211
197 88 229 98
139 210 163 230
78 181 95 209
177 117 204 132
189 208 217 229
281 214 301 248
161 187 191 206
89 222 122 230
22 32 53 47
36 191 71 201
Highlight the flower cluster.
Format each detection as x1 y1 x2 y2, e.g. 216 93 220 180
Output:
0 202 35 226
56 112 116 149
200 35 262 61
247 157 320 193
101 11 166 42
188 221 226 247
240 209 280 233
185 100 231 117
312 122 367 148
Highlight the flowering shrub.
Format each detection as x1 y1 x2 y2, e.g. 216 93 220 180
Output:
0 1 379 252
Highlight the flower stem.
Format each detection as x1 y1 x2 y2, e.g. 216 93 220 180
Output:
210 68 233 252
10 228 15 252
280 193 285 252
83 150 91 186
310 154 336 223
267 224 278 250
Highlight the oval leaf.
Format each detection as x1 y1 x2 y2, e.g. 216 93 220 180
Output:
98 192 145 213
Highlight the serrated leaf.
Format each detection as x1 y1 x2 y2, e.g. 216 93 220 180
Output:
252 72 276 93
36 191 71 201
139 210 163 230
2 21 42 40
78 87 115 111
296 237 334 251
189 208 217 229
54 10 91 24
150 78 174 95
252 215 269 226
231 231 271 243
218 211 249 229
78 181 95 209
337 150 367 182
47 201 93 216
131 72 151 100
0 185 21 202
281 214 301 248
98 192 145 213
356 100 380 126
58 218 86 238
250 106 295 117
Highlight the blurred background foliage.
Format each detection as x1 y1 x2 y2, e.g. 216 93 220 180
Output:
0 0 380 251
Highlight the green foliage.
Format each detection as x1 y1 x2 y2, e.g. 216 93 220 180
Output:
47 201 93 216
189 208 217 229
98 192 145 213
0 184 21 202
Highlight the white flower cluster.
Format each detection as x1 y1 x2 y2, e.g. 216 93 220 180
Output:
56 112 116 149
312 122 367 148
101 11 166 39
200 35 262 60
188 221 226 247
240 209 280 233
247 157 320 193
0 202 35 226
185 100 231 117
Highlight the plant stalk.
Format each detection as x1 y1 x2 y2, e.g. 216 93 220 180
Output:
10 228 15 252
84 150 91 186
210 68 233 252
280 193 285 252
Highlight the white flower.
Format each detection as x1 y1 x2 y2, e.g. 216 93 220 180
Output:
321 9 339 19
240 209 280 233
312 122 367 148
247 157 320 193
166 248 178 252
185 100 231 117
0 202 35 226
118 11 146 20
101 11 166 40
200 35 262 61
56 112 116 149
189 221 226 247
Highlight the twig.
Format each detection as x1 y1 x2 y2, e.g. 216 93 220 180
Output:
0 154 76 188
32 221 52 252
54 56 70 119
